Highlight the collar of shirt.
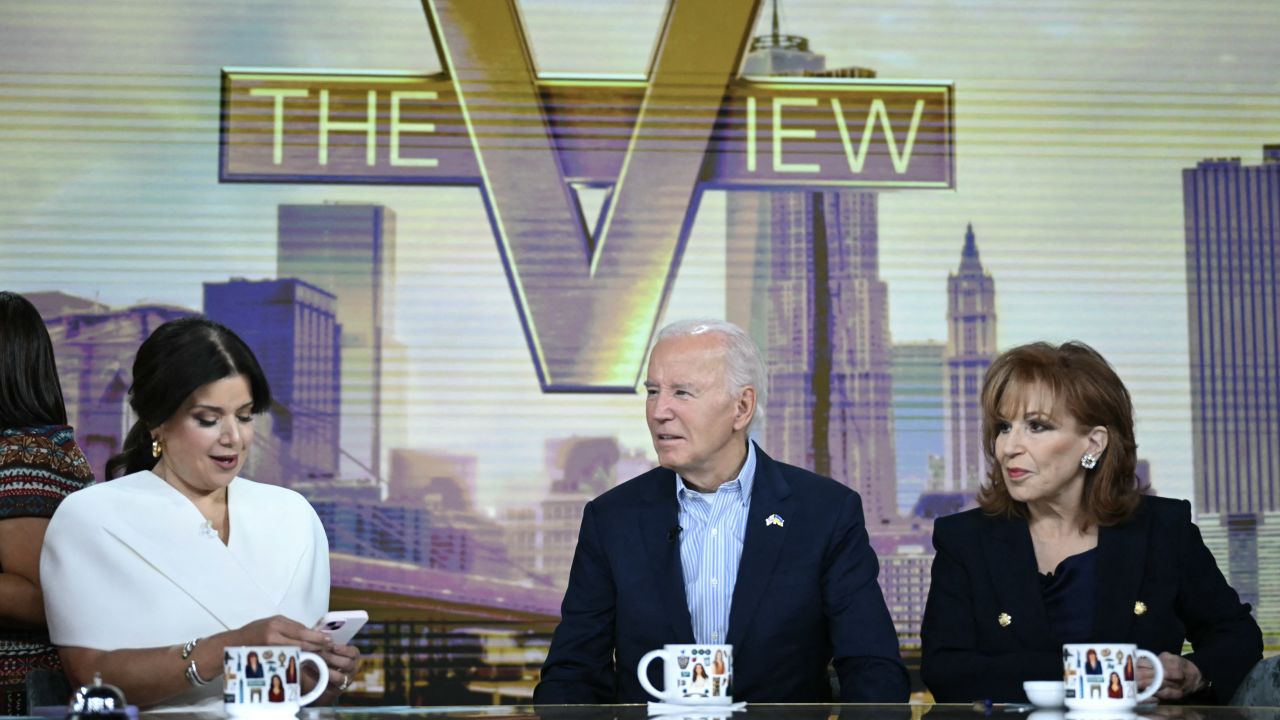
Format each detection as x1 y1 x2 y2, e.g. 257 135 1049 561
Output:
674 441 756 508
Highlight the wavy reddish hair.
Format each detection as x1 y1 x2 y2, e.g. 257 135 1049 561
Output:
977 341 1145 528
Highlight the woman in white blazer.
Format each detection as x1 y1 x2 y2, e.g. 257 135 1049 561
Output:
41 317 360 712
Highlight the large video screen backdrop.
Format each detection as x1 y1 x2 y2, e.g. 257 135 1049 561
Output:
3 0 1278 704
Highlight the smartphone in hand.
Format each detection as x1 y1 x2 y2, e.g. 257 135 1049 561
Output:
312 610 368 646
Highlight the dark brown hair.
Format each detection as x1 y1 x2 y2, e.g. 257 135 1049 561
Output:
106 317 271 479
0 291 69 428
977 341 1144 528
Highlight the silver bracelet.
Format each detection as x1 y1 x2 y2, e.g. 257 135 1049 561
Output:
182 638 212 686
185 660 213 687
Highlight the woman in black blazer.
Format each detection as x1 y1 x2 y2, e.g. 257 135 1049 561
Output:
920 341 1261 704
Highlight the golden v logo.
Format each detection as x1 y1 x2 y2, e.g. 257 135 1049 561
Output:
219 0 954 391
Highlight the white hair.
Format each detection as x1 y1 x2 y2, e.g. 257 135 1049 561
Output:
653 318 768 429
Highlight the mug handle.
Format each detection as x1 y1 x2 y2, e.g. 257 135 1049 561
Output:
637 650 678 702
297 651 331 706
1134 650 1164 704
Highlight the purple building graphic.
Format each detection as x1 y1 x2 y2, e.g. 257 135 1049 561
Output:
944 224 997 491
278 203 396 486
498 436 652 591
726 20 896 524
312 499 512 578
1183 145 1280 620
43 303 196 478
1184 147 1280 516
204 278 341 487
389 449 477 513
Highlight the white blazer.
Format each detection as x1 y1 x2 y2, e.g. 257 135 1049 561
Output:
41 471 330 712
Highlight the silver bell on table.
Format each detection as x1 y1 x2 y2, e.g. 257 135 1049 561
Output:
67 673 129 720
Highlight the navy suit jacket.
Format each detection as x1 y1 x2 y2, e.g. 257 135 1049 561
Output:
920 495 1262 704
533 443 909 704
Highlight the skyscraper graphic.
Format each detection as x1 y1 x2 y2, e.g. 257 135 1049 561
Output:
725 5 824 343
1184 147 1280 516
204 278 341 487
725 13 896 524
892 341 945 512
877 543 932 649
944 224 996 491
278 203 395 485
1183 145 1280 624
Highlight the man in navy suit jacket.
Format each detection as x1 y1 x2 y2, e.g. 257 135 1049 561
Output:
533 320 908 704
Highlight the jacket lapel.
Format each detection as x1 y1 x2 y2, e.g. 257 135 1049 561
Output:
100 476 271 630
637 469 696 643
726 444 791 648
1092 504 1150 639
982 515 1055 647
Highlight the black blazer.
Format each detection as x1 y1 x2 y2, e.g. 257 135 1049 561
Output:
533 443 909 704
920 495 1262 704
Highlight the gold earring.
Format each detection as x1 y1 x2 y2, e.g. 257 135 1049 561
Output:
152 438 164 458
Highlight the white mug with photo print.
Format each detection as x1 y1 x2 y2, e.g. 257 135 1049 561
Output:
637 643 733 705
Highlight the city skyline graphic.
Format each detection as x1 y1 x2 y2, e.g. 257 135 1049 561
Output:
3 0 1280 704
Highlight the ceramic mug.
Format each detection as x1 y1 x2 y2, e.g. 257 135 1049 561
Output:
224 645 328 716
1062 642 1163 710
637 643 733 704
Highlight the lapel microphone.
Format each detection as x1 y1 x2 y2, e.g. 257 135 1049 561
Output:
667 525 682 543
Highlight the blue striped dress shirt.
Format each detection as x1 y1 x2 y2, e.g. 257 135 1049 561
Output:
675 442 756 645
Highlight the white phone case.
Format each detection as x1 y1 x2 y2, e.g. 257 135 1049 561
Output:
313 610 368 645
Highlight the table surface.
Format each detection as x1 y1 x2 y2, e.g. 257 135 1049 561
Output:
16 703 1280 720
302 704 1280 720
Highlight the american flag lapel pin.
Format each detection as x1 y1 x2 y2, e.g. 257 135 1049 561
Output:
765 513 784 528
